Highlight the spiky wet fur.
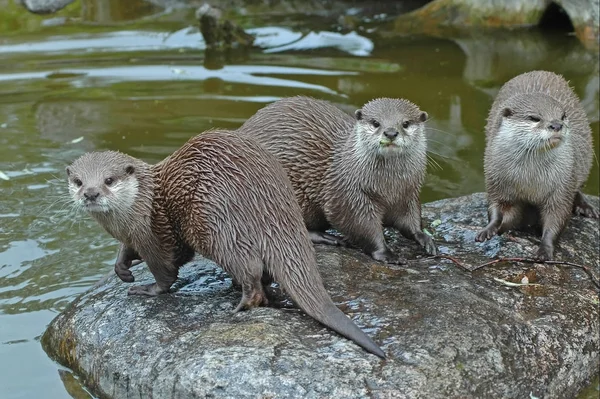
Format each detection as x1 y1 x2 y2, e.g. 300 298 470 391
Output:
237 96 436 263
477 70 597 260
66 130 385 359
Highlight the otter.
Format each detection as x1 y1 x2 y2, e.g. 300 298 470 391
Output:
236 96 437 265
66 130 385 359
476 70 598 260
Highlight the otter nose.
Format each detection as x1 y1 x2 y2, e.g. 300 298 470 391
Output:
549 121 563 132
83 189 100 201
383 128 399 139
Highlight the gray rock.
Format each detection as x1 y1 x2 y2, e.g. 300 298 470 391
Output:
391 0 599 50
42 193 599 399
20 0 76 14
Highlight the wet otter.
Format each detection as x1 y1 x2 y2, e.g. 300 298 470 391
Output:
66 130 385 359
476 70 598 260
237 96 437 264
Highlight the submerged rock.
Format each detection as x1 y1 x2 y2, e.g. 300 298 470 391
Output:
42 193 599 398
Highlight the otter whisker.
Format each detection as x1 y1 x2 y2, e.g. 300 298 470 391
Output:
425 147 454 161
425 126 457 136
426 154 443 171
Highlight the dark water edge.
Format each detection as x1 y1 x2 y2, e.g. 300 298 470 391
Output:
0 1 598 398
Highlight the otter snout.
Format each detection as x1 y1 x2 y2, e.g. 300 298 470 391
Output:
383 128 399 139
84 188 100 201
548 121 563 132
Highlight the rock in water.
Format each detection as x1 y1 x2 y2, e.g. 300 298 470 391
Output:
42 193 599 399
20 0 75 14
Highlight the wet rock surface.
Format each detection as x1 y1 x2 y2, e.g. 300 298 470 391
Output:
42 193 599 399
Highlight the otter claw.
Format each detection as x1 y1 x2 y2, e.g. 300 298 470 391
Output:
574 204 599 219
233 290 268 313
535 245 554 261
415 232 437 255
371 248 407 265
476 227 497 242
115 263 135 283
309 231 346 246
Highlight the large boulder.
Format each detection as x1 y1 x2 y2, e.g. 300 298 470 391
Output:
42 193 599 398
391 0 600 51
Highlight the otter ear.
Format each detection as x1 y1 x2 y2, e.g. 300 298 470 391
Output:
66 166 71 177
419 111 428 122
355 109 363 121
125 165 135 175
502 108 513 118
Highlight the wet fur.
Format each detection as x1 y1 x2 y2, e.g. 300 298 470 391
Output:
476 70 597 260
66 130 385 359
237 96 436 264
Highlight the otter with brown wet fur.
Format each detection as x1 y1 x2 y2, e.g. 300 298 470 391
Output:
237 96 437 264
476 70 598 260
66 130 385 359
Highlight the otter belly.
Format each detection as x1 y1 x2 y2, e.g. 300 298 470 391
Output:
491 153 573 205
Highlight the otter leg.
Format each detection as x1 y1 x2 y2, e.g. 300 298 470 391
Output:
114 243 141 283
329 205 406 265
217 256 268 312
233 275 268 313
127 260 178 296
573 191 599 219
393 198 437 255
476 204 504 242
536 201 571 261
309 231 346 246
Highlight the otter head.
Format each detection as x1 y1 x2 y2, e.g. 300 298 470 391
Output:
354 98 428 155
66 151 139 215
498 93 569 152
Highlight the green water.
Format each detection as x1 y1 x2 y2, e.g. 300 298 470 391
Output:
0 2 598 398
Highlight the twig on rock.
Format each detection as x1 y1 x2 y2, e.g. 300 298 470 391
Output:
432 255 471 272
433 255 599 289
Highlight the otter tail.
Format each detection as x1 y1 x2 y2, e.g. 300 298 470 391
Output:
266 247 386 359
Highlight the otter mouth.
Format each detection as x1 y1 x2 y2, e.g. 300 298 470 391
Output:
83 200 109 213
540 134 562 150
379 138 401 148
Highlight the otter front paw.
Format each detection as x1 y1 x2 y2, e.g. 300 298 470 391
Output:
371 248 407 265
535 245 554 261
414 231 437 255
115 262 135 283
573 202 599 219
309 231 347 246
475 226 498 242
127 283 169 296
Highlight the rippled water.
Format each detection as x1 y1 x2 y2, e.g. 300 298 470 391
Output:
0 2 598 398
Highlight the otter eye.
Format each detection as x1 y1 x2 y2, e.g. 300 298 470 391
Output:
561 112 566 121
74 178 83 187
528 116 541 122
402 121 410 129
371 120 380 128
105 177 114 186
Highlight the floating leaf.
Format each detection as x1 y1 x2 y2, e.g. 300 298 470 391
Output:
70 136 84 144
0 171 9 181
